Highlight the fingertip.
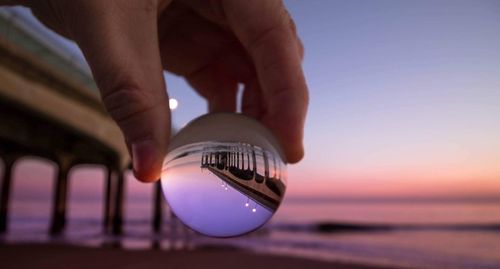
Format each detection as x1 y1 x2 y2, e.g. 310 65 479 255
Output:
278 132 304 164
133 171 160 183
131 139 164 183
285 146 304 164
264 117 305 164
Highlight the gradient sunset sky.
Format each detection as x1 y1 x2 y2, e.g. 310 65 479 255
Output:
166 0 500 198
4 0 500 200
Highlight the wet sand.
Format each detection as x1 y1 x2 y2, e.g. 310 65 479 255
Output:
0 243 405 269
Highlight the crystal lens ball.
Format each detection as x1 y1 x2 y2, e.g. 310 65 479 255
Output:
161 113 287 237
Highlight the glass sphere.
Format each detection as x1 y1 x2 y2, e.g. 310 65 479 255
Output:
161 113 287 237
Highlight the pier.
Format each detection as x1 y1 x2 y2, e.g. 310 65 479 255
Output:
0 8 186 247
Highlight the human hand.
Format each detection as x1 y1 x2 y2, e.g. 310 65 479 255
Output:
22 0 308 182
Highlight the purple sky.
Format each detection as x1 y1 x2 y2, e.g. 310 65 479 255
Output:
2 0 500 200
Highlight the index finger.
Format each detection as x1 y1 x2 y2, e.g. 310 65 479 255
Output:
223 0 308 163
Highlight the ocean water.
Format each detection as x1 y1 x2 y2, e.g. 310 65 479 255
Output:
3 197 500 269
270 199 500 269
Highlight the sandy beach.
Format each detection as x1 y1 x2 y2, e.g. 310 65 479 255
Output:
0 243 404 269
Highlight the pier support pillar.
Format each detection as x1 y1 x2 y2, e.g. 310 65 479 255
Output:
103 168 114 234
152 180 163 249
0 156 16 234
49 154 73 236
111 170 125 235
152 181 163 233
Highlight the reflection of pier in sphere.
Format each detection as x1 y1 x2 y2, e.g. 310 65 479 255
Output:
200 143 285 212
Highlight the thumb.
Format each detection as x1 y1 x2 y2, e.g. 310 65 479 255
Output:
68 1 170 182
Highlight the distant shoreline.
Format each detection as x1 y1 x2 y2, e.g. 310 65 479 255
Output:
273 222 500 233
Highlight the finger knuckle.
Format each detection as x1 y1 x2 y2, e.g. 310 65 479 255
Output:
102 84 154 124
246 5 290 54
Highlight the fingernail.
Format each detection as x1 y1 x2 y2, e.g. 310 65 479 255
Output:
131 139 157 178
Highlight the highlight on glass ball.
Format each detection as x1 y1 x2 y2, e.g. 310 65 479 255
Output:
161 113 287 237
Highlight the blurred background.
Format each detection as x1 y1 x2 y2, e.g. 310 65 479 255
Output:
0 1 499 269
